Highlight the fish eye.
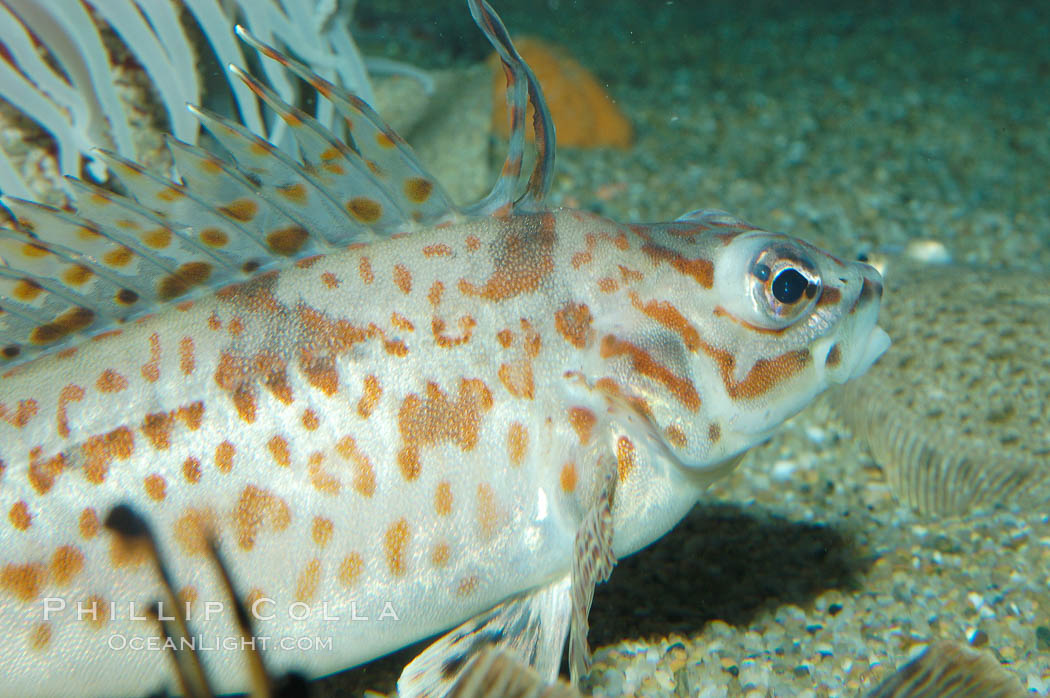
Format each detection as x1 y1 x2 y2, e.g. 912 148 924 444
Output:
748 244 822 325
771 267 810 304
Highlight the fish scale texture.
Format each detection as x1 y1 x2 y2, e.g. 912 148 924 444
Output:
0 206 884 694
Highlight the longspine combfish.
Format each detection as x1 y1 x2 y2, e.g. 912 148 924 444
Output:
0 1 888 695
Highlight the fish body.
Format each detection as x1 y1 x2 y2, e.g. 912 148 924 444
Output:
0 2 888 695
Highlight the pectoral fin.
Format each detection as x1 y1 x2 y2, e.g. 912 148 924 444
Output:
568 465 617 684
397 575 572 698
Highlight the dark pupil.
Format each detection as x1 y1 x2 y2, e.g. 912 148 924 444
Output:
772 268 809 304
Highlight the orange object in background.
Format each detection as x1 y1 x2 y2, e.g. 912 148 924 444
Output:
490 36 633 149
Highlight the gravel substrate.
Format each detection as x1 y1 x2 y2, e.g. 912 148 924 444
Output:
318 0 1050 695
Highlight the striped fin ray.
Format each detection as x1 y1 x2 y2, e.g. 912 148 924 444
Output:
187 105 364 247
0 1 525 369
0 232 142 322
468 0 555 214
227 63 412 235
90 149 275 275
164 137 325 260
233 26 456 225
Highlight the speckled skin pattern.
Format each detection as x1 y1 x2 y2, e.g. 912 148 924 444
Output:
0 202 885 693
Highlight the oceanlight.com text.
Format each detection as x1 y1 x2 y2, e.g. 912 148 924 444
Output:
107 634 334 652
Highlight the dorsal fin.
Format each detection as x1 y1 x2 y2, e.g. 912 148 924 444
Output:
0 0 555 369
466 0 557 216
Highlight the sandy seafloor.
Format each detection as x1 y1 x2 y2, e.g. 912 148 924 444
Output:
301 0 1050 696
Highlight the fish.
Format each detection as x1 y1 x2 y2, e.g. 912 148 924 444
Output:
0 1 889 695
835 249 1050 517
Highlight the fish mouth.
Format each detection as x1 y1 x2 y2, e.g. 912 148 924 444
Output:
825 262 890 383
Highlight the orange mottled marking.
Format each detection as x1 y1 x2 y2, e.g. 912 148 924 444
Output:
321 272 340 289
397 378 494 480
56 384 84 438
521 319 541 358
228 317 244 337
219 198 258 222
568 407 596 444
29 622 51 650
423 243 453 257
507 422 528 466
336 436 376 498
826 344 842 367
431 542 451 568
465 234 481 251
175 402 204 431
347 197 382 223
295 559 322 603
267 435 291 467
616 435 636 482
338 553 364 587
172 509 216 556
554 301 593 349
383 518 410 577
103 246 134 268
82 427 134 484
560 463 578 492
301 409 320 431
641 243 714 288
141 412 174 450
312 517 334 547
708 423 721 443
699 342 812 400
79 508 100 539
207 313 222 332
391 312 415 332
619 264 644 284
182 457 202 483
28 448 66 495
307 452 341 495
432 315 477 348
0 398 38 429
63 265 94 286
141 333 161 383
496 329 513 348
234 485 291 551
143 227 171 249
427 280 444 306
357 375 382 418
434 481 453 516
0 563 46 601
600 335 701 411
498 360 534 399
49 546 84 587
665 424 688 448
476 483 501 540
277 182 307 204
9 500 31 530
358 256 374 284
460 213 556 301
393 264 413 294
215 441 235 474
405 177 434 203
13 279 42 301
456 575 480 596
201 228 229 248
144 474 166 501
214 352 257 424
80 595 107 629
178 337 195 375
628 292 700 351
95 369 128 393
